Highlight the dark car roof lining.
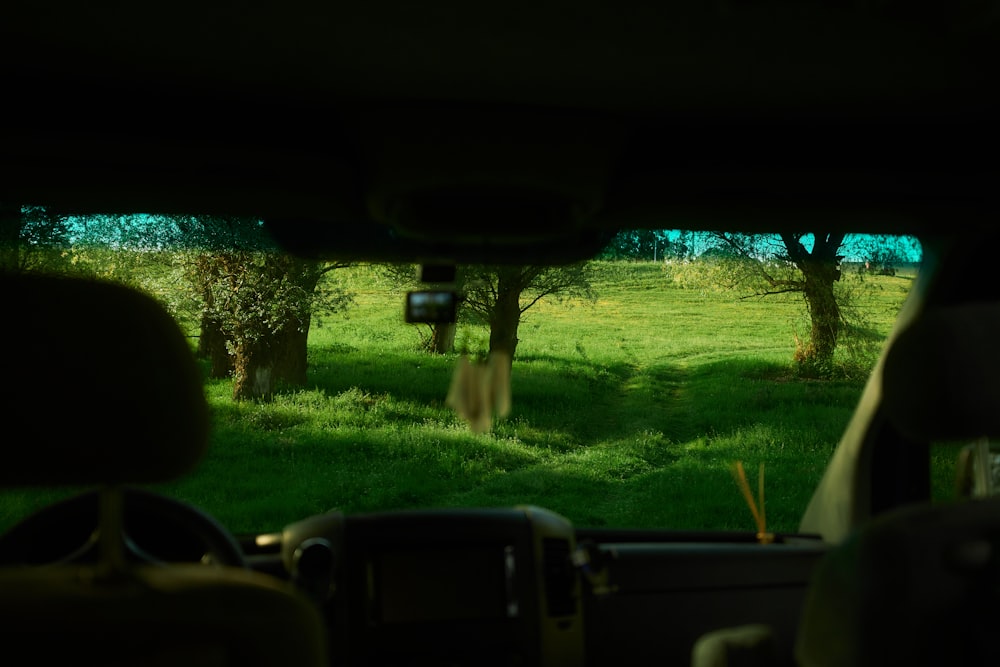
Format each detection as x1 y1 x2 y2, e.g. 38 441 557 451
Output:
14 2 1000 100
4 2 999 262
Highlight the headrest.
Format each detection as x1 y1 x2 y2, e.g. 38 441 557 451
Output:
0 273 209 485
797 496 1000 666
882 303 1000 442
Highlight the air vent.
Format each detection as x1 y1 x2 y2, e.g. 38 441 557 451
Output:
542 538 576 617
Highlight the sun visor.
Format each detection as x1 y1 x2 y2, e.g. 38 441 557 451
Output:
0 273 209 485
882 303 1000 442
263 214 616 265
265 105 624 265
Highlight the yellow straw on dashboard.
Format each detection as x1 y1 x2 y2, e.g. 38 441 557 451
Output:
732 461 774 544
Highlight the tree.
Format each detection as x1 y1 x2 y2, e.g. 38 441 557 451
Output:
709 232 847 375
381 263 595 361
460 263 595 366
0 205 73 274
853 234 920 276
3 211 355 401
171 217 277 382
174 218 353 401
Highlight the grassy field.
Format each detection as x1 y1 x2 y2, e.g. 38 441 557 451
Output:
2 261 928 535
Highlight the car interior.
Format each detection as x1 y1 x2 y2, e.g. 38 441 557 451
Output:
2 2 999 666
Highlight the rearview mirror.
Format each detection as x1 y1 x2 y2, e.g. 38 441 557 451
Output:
405 290 457 324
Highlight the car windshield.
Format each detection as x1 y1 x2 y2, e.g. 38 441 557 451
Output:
0 215 928 536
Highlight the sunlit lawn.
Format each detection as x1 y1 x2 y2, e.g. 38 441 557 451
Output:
2 262 925 535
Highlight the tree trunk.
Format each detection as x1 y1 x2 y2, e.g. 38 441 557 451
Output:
489 269 523 364
198 312 233 379
269 263 322 386
193 254 233 378
786 232 844 373
231 315 311 400
428 322 457 354
273 316 310 386
232 339 274 401
801 265 841 365
227 255 323 399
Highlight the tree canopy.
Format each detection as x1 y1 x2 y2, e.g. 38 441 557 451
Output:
461 263 595 364
600 229 692 261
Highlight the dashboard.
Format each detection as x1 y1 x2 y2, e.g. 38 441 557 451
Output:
273 506 585 667
256 506 828 667
0 490 827 666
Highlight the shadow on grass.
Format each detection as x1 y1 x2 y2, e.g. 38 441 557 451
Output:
189 346 865 532
294 344 864 453
679 357 865 438
308 346 456 405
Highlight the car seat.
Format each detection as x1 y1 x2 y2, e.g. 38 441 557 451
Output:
0 271 328 666
795 302 1000 666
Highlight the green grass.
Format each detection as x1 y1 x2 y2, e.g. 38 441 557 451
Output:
1 262 926 535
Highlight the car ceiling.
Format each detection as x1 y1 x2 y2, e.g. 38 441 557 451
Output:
3 1 998 263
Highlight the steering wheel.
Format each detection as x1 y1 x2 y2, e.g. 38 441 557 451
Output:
0 486 247 568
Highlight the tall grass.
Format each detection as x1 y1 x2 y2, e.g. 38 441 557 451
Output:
1 262 923 535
